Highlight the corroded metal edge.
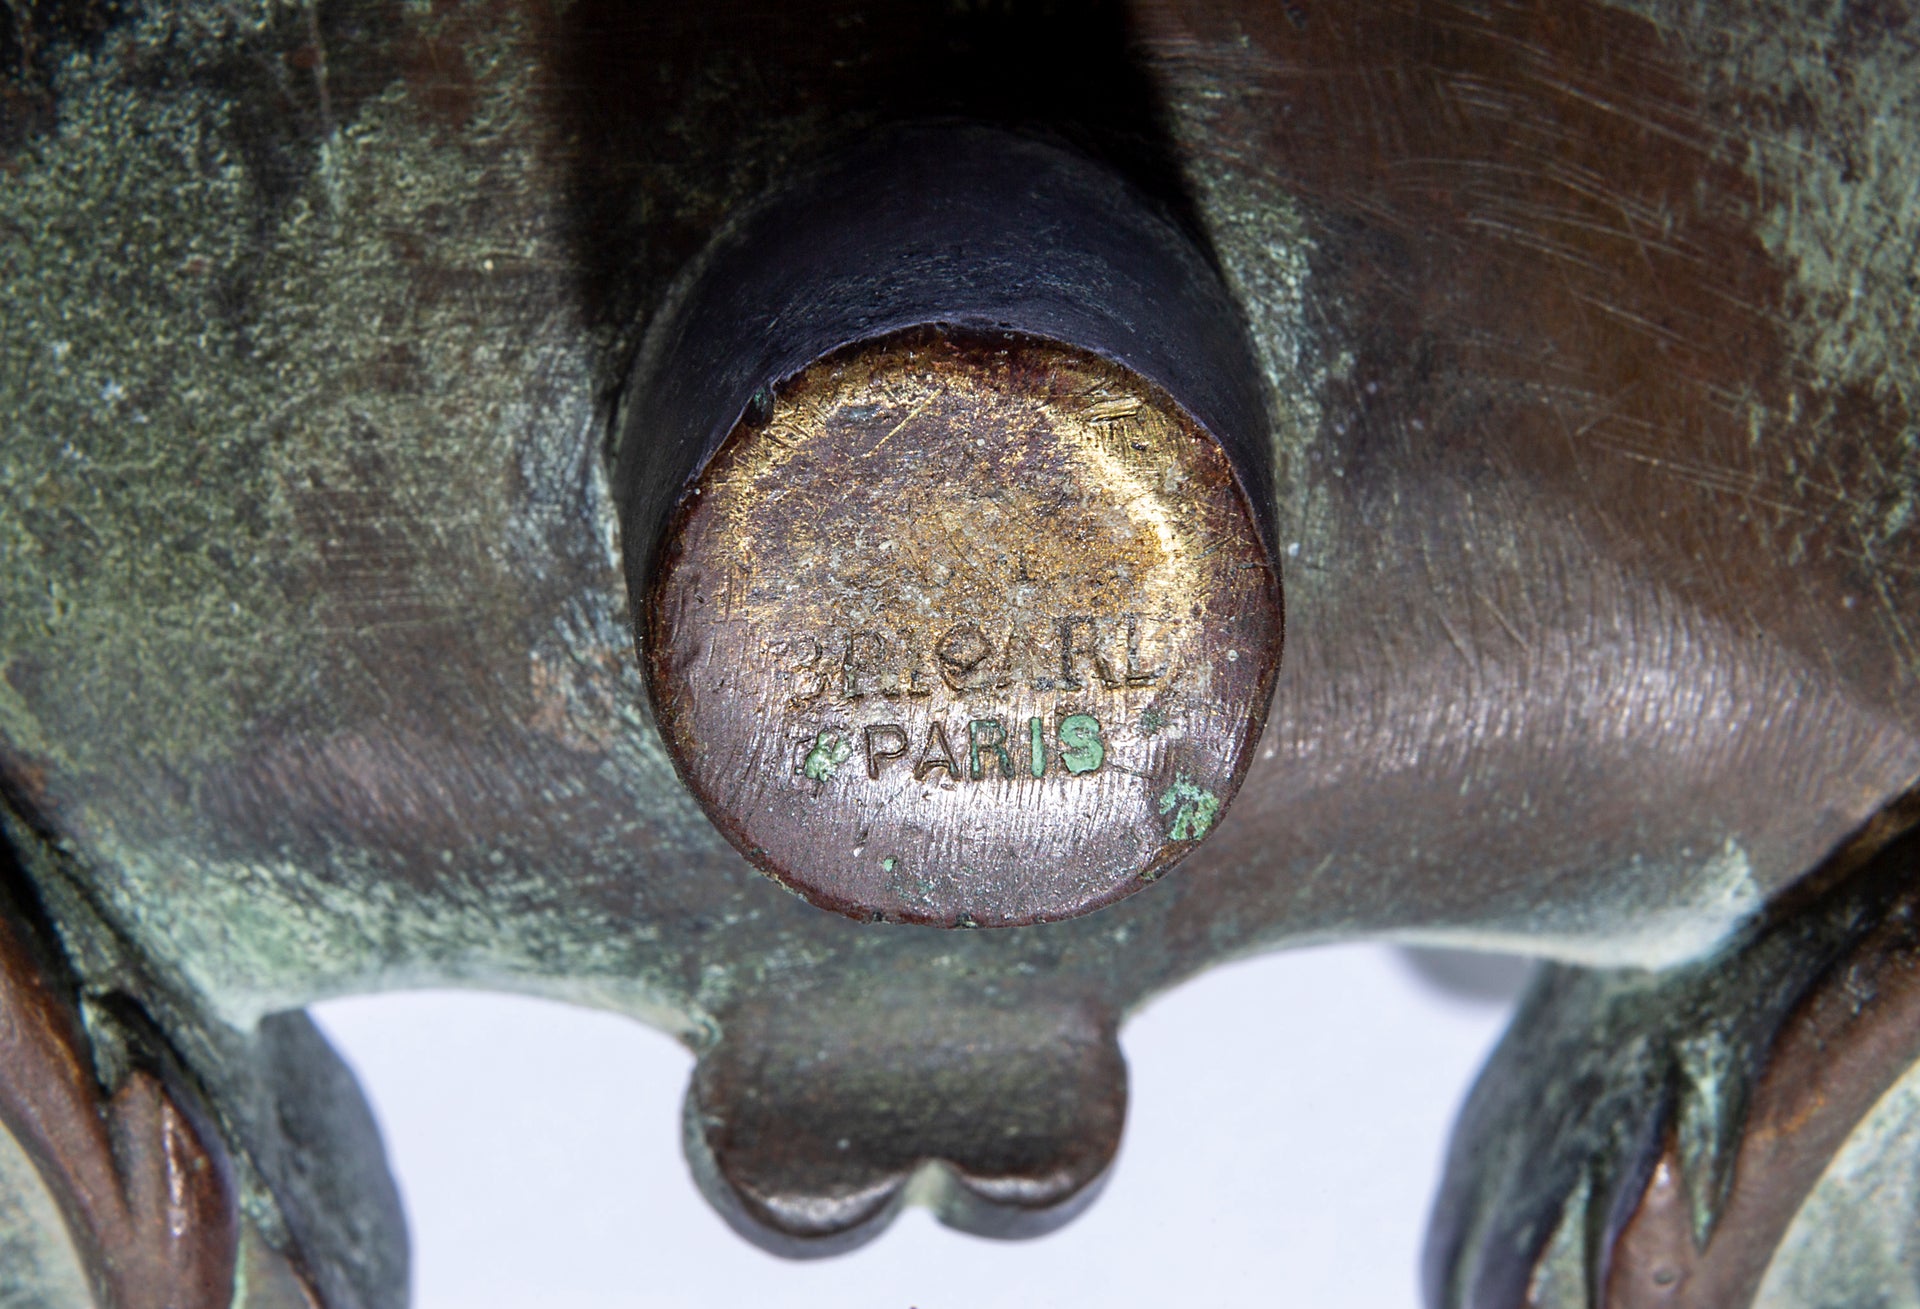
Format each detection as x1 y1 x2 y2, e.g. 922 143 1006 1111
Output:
0 821 403 1309
1425 794 1920 1308
0 842 241 1309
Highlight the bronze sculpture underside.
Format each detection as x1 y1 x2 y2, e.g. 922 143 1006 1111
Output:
1 0 1918 1303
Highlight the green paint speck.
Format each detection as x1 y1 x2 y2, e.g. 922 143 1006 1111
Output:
881 856 897 872
1058 713 1105 774
802 731 852 781
1159 773 1220 841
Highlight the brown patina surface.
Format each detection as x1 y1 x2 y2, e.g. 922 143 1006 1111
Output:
2 0 1920 1282
1605 832 1920 1307
648 331 1281 925
1426 806 1920 1309
0 879 239 1309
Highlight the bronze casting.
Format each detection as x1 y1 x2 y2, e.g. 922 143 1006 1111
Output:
1 0 1918 1303
615 119 1283 924
1430 802 1920 1308
647 330 1280 925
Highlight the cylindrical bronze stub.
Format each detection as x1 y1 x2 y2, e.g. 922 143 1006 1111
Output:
615 126 1281 926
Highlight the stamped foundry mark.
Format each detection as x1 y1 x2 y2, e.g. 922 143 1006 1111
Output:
642 331 1282 925
796 714 1107 783
774 615 1169 707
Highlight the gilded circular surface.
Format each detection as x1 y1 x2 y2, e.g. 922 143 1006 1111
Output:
647 330 1281 925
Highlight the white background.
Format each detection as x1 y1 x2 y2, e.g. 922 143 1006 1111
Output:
313 944 1526 1309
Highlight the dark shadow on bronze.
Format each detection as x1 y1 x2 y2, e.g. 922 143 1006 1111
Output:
538 0 1215 367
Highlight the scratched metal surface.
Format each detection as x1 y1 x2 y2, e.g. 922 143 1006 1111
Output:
1 0 1918 1280
647 331 1281 927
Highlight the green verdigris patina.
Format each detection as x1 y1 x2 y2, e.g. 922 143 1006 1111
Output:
3 0 1920 1302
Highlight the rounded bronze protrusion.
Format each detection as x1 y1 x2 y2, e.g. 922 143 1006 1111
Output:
649 329 1279 925
617 127 1282 926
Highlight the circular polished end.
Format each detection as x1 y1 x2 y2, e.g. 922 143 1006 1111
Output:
616 125 1282 926
647 328 1279 926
